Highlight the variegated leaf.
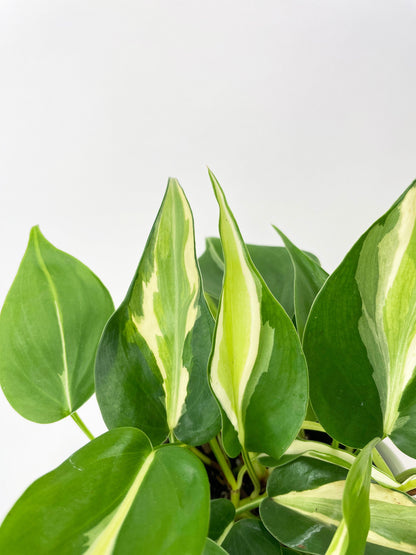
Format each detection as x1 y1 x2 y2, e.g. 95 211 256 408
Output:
326 438 380 555
198 236 322 322
273 227 328 340
260 457 416 555
95 179 220 445
0 428 210 554
259 439 402 490
208 170 308 460
303 181 416 455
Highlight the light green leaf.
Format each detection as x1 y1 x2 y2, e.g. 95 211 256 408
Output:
326 438 380 555
0 226 114 423
0 428 210 554
273 227 328 340
303 181 416 454
208 170 308 461
260 457 416 555
95 179 220 445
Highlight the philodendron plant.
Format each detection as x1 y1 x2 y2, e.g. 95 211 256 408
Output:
1 172 416 555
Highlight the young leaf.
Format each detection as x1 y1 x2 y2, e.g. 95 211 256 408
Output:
0 428 210 554
303 181 416 454
326 438 380 555
208 170 308 460
95 179 220 445
0 226 113 423
273 227 328 340
260 457 416 554
221 519 283 555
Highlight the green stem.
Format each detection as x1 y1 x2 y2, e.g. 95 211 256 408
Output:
235 493 267 516
242 449 260 498
236 465 247 489
209 437 238 491
189 446 213 466
372 448 395 479
169 430 177 444
71 412 94 441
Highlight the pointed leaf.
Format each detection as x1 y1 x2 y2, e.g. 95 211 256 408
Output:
0 428 210 554
273 227 328 339
303 181 416 454
260 457 416 554
0 226 114 423
326 438 380 555
208 170 308 460
222 519 283 555
199 237 322 321
95 179 221 445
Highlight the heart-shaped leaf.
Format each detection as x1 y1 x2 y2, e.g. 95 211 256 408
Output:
95 179 221 445
208 170 308 461
0 226 113 423
303 181 416 455
0 428 210 554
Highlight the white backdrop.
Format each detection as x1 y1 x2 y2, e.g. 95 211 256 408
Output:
1 0 416 518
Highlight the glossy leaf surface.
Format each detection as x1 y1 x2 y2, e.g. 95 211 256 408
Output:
0 226 113 423
260 457 416 555
0 428 210 554
208 499 236 541
209 171 308 459
273 227 328 339
199 237 320 321
95 179 220 445
222 519 283 555
303 181 416 454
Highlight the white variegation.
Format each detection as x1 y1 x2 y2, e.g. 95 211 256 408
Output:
356 186 416 435
272 481 416 554
209 175 262 446
84 451 155 554
132 180 200 431
279 439 400 489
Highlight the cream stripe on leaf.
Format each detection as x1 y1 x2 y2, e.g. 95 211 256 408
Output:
260 457 416 555
0 226 114 423
303 181 416 456
95 179 220 446
0 428 210 554
208 170 308 460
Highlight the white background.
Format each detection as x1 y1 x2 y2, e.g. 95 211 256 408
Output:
1 0 416 518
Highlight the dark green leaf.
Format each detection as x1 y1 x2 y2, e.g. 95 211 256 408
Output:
208 498 236 541
222 519 283 555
